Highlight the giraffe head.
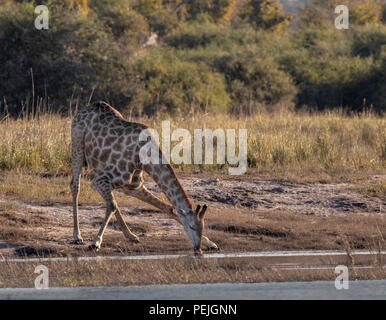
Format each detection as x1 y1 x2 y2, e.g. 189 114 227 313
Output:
181 204 208 256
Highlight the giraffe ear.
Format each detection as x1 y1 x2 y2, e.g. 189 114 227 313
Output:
198 204 208 220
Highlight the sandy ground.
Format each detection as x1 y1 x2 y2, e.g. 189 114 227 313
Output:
0 176 384 258
150 176 385 216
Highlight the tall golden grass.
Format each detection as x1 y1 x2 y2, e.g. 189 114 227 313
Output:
0 110 384 176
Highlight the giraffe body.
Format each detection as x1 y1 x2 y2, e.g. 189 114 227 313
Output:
70 102 217 255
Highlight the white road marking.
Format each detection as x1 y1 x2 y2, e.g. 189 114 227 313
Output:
1 250 385 263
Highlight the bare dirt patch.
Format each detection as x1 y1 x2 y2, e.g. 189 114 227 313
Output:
0 175 384 260
172 176 385 216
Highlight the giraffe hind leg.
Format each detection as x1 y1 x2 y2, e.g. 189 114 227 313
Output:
70 129 85 245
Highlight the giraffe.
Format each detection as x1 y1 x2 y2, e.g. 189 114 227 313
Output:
70 101 218 256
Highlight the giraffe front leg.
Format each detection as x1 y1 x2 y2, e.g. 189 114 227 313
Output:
89 203 115 251
89 174 117 251
115 211 140 243
201 236 218 250
124 184 219 251
124 184 172 212
113 199 140 243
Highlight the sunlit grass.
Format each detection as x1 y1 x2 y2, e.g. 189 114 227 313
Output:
0 173 144 206
0 110 384 178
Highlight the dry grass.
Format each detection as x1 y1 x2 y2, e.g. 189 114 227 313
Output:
0 110 384 180
0 115 72 172
1 256 385 288
353 178 386 199
0 172 143 206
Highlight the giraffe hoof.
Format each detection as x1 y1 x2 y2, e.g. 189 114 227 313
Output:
194 249 203 257
131 236 140 243
88 244 100 252
71 239 84 245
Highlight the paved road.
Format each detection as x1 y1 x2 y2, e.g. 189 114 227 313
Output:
0 280 384 300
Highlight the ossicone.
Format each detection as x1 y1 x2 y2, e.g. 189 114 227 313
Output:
195 204 208 220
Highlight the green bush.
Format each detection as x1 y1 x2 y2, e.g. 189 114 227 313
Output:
366 53 386 112
89 0 148 45
280 50 376 110
165 21 291 51
0 0 385 116
127 50 230 115
0 1 136 113
134 0 179 36
279 26 384 111
165 20 231 49
237 0 292 32
351 24 386 59
166 23 297 113
215 51 297 113
182 0 236 24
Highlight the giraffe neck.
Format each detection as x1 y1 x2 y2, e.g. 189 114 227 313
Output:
143 162 192 215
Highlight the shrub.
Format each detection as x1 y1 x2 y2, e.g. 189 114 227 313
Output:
215 51 297 113
165 20 231 49
0 1 137 114
182 0 237 24
296 0 383 28
350 0 383 25
166 23 297 113
279 26 384 112
351 24 386 59
237 0 292 32
134 0 179 36
280 50 376 110
89 0 149 45
127 50 230 115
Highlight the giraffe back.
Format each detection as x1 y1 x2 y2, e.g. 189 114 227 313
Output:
72 102 148 187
